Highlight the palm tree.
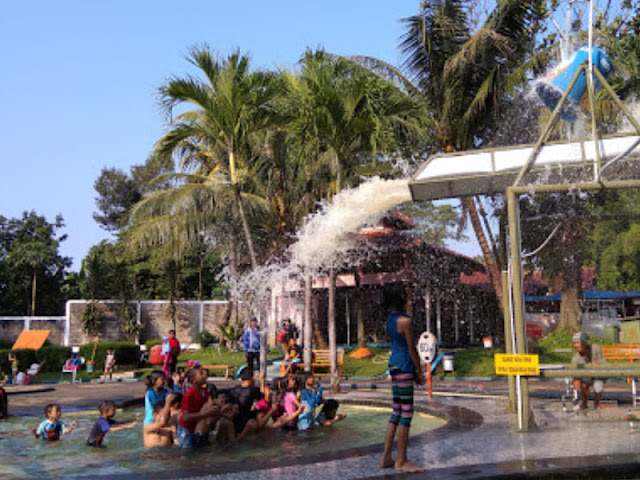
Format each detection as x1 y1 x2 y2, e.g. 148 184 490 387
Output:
156 46 281 269
283 50 422 391
352 0 548 311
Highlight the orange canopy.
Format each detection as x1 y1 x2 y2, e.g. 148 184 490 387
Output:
12 330 50 350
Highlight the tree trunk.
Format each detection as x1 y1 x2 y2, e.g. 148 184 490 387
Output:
356 289 366 348
328 267 339 392
559 222 582 332
462 196 503 310
313 291 328 349
304 276 313 371
31 269 37 316
232 183 258 270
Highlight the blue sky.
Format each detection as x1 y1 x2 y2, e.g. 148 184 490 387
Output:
0 1 480 269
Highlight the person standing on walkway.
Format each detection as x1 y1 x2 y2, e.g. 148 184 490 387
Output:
380 285 426 473
241 317 261 373
168 329 181 374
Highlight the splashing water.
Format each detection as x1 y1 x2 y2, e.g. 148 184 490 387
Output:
228 177 413 312
289 177 412 272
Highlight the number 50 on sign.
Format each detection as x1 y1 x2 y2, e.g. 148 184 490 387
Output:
494 354 539 376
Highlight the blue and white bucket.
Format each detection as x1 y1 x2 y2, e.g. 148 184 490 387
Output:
535 46 613 122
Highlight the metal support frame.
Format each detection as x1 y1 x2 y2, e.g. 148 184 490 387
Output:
505 57 640 430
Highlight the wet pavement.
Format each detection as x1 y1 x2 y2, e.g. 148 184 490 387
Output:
4 377 640 479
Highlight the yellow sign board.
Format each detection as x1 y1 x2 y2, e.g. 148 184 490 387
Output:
494 354 540 376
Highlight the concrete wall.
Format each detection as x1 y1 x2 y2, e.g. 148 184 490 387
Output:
0 300 236 346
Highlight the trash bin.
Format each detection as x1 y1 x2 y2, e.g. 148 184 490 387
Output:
603 324 619 343
86 361 95 374
443 355 455 372
483 337 493 348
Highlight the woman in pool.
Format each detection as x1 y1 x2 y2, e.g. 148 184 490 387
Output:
380 284 426 473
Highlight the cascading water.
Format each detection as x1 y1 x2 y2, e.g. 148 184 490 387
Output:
231 176 413 316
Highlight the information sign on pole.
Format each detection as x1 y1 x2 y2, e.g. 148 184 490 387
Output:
417 331 437 363
494 354 540 376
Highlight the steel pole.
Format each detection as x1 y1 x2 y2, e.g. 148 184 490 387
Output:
502 270 517 413
507 187 530 430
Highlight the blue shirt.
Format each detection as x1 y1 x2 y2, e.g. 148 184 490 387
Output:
387 312 416 375
36 419 66 440
298 386 324 430
144 387 169 425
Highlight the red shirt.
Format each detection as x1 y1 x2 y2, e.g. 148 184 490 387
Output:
169 337 181 357
179 385 209 432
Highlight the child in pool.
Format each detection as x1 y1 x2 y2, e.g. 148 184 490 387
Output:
316 399 347 427
216 403 255 446
86 400 137 447
30 403 76 440
143 398 176 448
298 374 324 430
282 375 302 428
144 370 170 426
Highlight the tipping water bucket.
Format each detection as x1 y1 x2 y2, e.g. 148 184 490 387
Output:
535 46 613 122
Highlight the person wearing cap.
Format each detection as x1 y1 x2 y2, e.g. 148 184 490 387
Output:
571 331 605 410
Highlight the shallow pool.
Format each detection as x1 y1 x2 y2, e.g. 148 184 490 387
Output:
0 405 444 478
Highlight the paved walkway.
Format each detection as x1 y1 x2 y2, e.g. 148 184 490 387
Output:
4 378 640 479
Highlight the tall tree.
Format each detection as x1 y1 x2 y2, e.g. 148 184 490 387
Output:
155 47 280 269
0 212 71 316
284 50 422 391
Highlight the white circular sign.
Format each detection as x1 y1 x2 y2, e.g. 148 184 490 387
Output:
417 331 437 363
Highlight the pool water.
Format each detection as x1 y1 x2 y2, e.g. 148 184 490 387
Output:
0 405 443 478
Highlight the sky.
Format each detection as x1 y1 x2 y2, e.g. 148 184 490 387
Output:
0 1 481 270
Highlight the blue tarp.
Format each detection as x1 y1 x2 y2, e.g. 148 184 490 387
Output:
525 291 640 301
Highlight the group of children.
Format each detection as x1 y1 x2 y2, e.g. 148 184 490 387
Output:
25 365 346 450
142 365 347 449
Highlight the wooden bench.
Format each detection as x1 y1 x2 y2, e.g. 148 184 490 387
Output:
202 364 235 380
601 345 640 362
311 349 344 378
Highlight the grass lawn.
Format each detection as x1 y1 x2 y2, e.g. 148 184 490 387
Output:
30 329 628 384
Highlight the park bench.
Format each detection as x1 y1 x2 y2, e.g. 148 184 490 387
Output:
601 344 640 363
202 364 235 380
311 349 344 378
601 344 640 406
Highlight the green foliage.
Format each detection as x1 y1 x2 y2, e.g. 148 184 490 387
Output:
216 320 243 350
0 349 38 374
93 167 142 232
343 347 390 377
78 342 139 369
120 300 141 341
0 211 72 316
81 300 103 337
432 347 506 377
196 329 216 348
37 345 72 372
0 339 14 349
144 339 163 349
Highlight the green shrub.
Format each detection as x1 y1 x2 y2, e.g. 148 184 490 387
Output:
145 339 163 350
0 339 15 349
79 342 139 369
0 348 38 374
196 330 216 348
37 346 72 372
